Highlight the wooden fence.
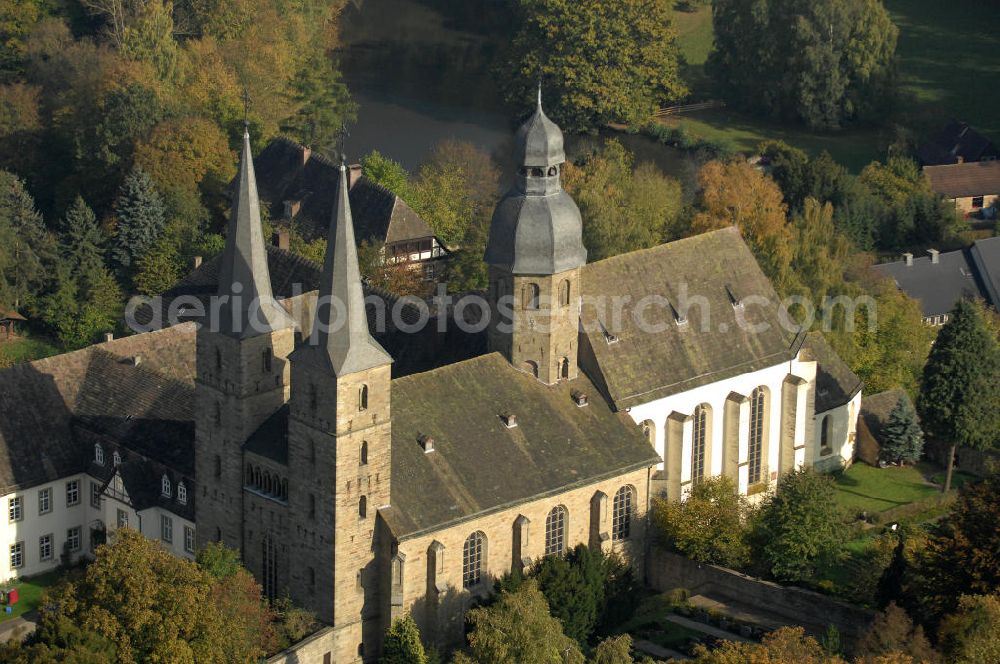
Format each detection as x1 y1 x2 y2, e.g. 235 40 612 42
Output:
653 100 726 118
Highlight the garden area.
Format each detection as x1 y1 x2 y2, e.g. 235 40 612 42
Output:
0 334 59 368
0 570 62 623
656 0 1000 172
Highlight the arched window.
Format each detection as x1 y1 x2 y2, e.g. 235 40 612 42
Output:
359 495 367 519
640 420 655 445
749 387 767 485
177 482 187 505
523 283 540 310
246 464 254 486
559 279 571 307
112 451 122 467
523 361 538 378
612 486 635 541
359 385 369 412
559 357 570 380
692 404 709 483
254 466 262 489
280 478 288 500
161 475 171 498
820 415 833 456
94 444 104 466
263 472 272 494
463 531 486 588
544 506 567 556
548 165 559 177
360 441 368 466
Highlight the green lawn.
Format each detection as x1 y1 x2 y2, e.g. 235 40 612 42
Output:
0 335 60 366
0 570 63 622
659 0 1000 172
833 463 939 514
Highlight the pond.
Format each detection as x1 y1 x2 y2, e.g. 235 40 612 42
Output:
337 0 695 177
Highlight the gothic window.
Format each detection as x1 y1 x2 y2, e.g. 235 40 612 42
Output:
559 279 571 307
612 486 635 541
748 387 767 485
263 472 271 494
531 167 544 177
161 475 171 498
692 404 709 484
523 283 540 310
820 415 833 456
359 385 369 412
262 535 278 602
544 506 567 556
177 482 187 505
262 348 272 373
280 479 288 501
359 495 367 519
360 441 368 466
559 357 570 380
462 531 485 588
254 466 262 489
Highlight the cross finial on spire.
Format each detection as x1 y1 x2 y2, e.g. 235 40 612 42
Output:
338 123 350 166
241 89 252 132
537 80 543 109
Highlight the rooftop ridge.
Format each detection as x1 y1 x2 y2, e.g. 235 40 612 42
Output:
586 226 740 272
391 351 504 386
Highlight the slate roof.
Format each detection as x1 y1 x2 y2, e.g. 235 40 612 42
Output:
244 405 290 465
924 160 1000 199
113 459 195 521
873 249 984 317
802 332 862 413
579 227 805 409
251 137 437 245
969 236 1000 307
917 121 998 166
0 325 196 495
381 353 659 539
859 389 913 443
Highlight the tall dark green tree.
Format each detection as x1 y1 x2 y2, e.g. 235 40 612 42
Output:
0 170 53 310
918 299 1000 492
380 614 427 664
501 0 687 132
750 469 847 583
880 398 925 465
283 52 357 152
710 0 898 129
112 167 167 275
57 196 105 286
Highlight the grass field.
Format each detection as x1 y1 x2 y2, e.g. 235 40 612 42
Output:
833 463 939 514
662 0 1000 172
0 335 59 366
0 570 62 622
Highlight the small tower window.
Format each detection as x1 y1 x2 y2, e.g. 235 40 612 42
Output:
530 167 544 177
161 475 171 498
559 357 570 380
359 385 369 412
523 283 540 310
360 441 368 466
547 166 558 177
309 385 318 413
262 348 272 373
94 444 104 466
214 455 222 478
177 482 187 505
359 495 367 519
559 279 571 307
523 361 538 378
215 347 222 372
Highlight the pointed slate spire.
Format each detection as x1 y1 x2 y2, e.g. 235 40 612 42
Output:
217 129 294 337
308 158 392 375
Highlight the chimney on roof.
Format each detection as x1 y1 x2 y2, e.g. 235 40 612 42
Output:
956 156 964 164
131 355 142 367
417 433 434 453
571 390 589 407
273 228 290 251
500 412 518 429
904 252 914 267
103 332 113 343
301 145 311 166
193 255 202 270
928 248 940 264
349 164 363 189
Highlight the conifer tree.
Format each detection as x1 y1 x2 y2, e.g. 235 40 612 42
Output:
0 170 53 310
380 614 427 664
918 299 1000 492
880 398 924 465
113 167 167 274
58 196 105 287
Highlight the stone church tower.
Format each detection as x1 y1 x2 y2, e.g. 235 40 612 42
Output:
195 128 296 549
285 159 393 660
485 91 587 384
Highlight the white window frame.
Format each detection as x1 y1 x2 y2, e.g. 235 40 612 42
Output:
161 514 173 543
91 481 102 508
117 509 128 529
8 496 22 523
66 480 80 507
184 526 195 554
38 487 51 515
161 475 171 498
10 541 23 569
39 533 53 561
177 482 187 505
66 526 81 553
94 444 104 466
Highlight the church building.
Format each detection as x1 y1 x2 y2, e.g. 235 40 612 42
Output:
0 97 861 662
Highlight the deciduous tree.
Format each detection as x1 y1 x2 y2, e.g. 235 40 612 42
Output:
380 614 427 664
937 594 1000 664
501 0 686 132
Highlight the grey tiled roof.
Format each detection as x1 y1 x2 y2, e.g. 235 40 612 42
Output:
382 353 659 539
873 250 984 317
803 332 862 413
969 236 1000 307
860 389 914 443
579 227 805 410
